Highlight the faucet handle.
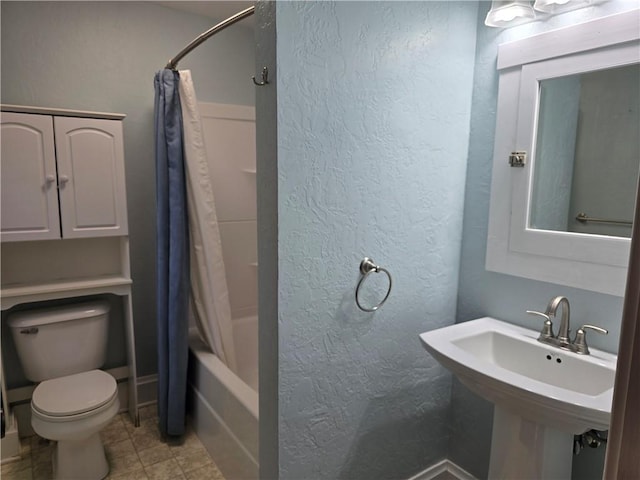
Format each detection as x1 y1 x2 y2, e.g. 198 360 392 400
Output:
573 324 608 355
526 310 555 340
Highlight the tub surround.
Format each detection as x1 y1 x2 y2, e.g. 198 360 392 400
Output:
188 324 258 480
199 102 258 321
189 100 259 478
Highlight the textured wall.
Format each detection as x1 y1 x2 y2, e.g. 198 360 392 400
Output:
454 2 638 478
1 2 255 377
274 2 479 478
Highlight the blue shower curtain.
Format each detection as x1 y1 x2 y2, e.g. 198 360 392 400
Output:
154 69 190 437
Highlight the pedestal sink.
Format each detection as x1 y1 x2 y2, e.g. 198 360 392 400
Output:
419 317 616 479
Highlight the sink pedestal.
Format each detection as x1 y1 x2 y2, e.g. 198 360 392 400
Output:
488 407 573 480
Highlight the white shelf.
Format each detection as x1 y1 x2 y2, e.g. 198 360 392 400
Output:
1 104 126 120
1 275 132 310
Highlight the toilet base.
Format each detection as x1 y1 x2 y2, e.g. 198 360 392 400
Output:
53 433 109 480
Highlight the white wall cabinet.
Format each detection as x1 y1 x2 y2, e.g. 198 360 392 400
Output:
485 11 640 296
1 113 59 241
1 111 128 242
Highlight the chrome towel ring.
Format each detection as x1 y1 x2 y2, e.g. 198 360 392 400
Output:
355 257 393 312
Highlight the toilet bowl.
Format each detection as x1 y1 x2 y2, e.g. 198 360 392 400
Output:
7 301 118 480
31 370 120 480
31 369 119 480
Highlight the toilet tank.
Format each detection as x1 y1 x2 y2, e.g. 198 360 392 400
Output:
7 301 110 382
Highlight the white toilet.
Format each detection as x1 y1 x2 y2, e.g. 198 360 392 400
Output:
8 300 119 480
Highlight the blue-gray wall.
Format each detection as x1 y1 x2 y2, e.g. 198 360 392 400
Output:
269 2 479 477
255 1 279 476
1 2 255 377
454 2 638 478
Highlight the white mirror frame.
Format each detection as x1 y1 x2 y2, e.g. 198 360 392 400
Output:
486 9 640 297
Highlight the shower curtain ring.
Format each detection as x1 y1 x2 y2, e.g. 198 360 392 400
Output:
252 66 269 86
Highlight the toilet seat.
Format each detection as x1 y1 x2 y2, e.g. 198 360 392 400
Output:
32 370 117 420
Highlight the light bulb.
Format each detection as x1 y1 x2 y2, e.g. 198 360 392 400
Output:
485 1 537 28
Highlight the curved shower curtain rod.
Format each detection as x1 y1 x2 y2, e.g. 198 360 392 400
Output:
165 6 255 70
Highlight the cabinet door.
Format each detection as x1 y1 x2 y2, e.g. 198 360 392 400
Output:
54 117 128 238
1 112 61 241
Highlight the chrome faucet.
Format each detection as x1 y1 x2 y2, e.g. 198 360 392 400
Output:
545 296 571 345
527 296 608 355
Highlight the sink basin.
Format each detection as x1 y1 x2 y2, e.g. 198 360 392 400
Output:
420 317 617 479
419 317 616 434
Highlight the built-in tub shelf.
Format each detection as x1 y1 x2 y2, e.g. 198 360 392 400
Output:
1 275 132 310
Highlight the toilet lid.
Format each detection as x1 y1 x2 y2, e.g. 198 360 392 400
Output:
32 370 117 417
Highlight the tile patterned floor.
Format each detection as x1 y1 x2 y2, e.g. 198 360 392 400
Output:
1 405 225 480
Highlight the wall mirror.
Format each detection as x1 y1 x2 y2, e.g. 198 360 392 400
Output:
486 10 640 296
531 64 639 238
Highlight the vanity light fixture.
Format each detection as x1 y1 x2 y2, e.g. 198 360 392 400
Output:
485 0 536 27
485 0 609 27
533 0 607 14
533 0 571 12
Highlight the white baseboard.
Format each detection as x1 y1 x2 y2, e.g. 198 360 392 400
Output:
408 459 478 480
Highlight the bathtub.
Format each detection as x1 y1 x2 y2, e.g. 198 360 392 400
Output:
187 315 258 480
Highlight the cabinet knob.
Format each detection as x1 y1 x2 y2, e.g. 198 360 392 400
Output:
58 175 69 185
45 174 56 184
